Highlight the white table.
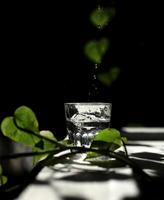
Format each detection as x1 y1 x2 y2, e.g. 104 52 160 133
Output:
16 128 164 200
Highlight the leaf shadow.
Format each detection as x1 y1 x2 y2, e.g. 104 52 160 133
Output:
58 170 131 182
131 152 164 162
130 152 164 177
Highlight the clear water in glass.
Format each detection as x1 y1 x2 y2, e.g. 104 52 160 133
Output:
64 102 112 147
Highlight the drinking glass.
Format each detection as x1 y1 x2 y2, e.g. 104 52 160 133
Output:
64 102 112 147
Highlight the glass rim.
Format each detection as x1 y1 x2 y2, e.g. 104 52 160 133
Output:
64 102 112 106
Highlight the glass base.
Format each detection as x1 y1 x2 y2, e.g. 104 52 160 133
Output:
68 132 95 147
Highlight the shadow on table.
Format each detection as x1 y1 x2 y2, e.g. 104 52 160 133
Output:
24 156 164 200
121 130 164 140
127 151 164 200
130 152 164 177
53 150 164 199
131 151 164 162
58 170 131 182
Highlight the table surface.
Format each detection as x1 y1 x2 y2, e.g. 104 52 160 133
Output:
16 127 164 200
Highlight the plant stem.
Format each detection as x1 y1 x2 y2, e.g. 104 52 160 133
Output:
0 149 62 160
121 138 129 158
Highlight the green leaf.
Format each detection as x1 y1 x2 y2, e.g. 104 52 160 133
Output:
14 106 39 133
84 38 109 63
0 165 8 186
40 130 57 142
1 117 40 146
90 129 127 157
94 128 121 143
0 176 8 186
33 130 57 165
84 40 101 63
98 38 109 56
90 7 116 28
32 148 48 165
39 130 57 150
98 67 120 87
92 128 123 151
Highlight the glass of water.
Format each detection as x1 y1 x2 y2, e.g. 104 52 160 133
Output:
64 102 112 147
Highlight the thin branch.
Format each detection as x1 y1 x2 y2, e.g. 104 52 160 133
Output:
121 138 129 158
0 149 62 160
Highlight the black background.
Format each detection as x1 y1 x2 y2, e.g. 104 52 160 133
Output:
0 0 163 139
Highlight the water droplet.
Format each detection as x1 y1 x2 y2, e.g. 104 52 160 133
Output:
97 24 102 29
98 5 101 11
95 64 98 69
88 63 101 100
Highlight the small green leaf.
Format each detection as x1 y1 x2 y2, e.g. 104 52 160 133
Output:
1 117 40 146
98 38 109 55
91 129 127 153
90 7 116 28
14 106 39 133
0 176 8 186
32 148 48 165
98 67 120 87
40 130 57 150
84 40 101 63
0 165 8 186
92 128 124 151
94 128 121 143
84 38 109 64
40 130 57 142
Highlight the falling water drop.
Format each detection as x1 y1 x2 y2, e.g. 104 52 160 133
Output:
88 63 100 101
97 5 103 30
97 25 102 30
95 63 98 69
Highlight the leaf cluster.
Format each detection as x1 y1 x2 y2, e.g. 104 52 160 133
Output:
0 106 127 186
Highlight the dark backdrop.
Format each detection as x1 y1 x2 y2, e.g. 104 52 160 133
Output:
1 0 162 139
